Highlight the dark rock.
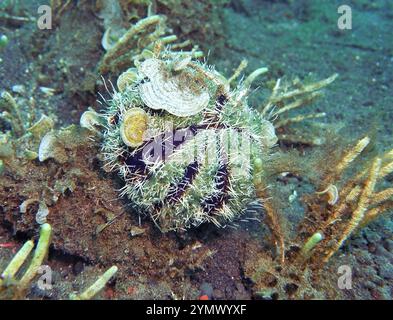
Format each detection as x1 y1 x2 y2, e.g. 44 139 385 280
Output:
375 245 393 261
365 230 382 243
378 263 393 280
351 235 368 249
383 239 393 253
368 243 377 253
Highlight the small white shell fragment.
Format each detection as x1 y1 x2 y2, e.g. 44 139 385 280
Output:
38 132 67 163
12 85 25 95
130 226 146 237
39 87 56 96
19 198 39 214
38 132 56 162
138 58 210 117
289 190 298 203
101 27 113 51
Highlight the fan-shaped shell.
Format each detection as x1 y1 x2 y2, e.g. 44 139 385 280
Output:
138 58 210 117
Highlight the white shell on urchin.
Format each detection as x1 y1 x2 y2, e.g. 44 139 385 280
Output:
138 58 210 117
117 68 138 92
80 109 103 132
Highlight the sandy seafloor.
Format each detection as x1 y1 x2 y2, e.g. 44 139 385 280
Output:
0 0 392 300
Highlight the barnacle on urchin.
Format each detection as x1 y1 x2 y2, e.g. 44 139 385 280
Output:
100 51 277 232
116 68 138 92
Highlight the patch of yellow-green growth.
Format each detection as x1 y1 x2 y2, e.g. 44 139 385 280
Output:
260 74 338 143
274 112 326 129
0 223 118 300
334 136 371 180
253 157 263 173
0 224 52 299
70 266 118 300
244 67 268 89
270 74 338 107
301 232 324 257
23 149 38 160
228 59 248 85
0 91 25 137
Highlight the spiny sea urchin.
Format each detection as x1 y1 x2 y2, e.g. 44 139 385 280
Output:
101 52 277 232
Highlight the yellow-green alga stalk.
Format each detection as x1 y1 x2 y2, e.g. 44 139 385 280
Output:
18 223 52 290
0 241 34 286
70 266 118 300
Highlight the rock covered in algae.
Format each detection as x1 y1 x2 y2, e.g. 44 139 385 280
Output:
100 53 277 232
